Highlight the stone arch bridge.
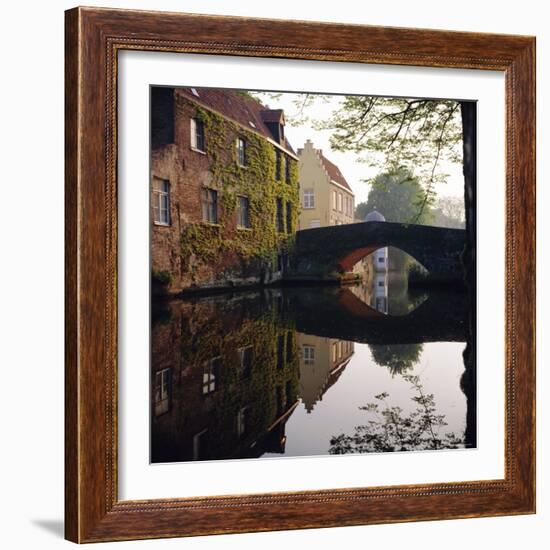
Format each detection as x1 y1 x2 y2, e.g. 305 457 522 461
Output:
289 221 467 284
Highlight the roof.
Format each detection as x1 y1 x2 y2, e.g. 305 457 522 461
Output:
318 152 353 192
176 88 295 156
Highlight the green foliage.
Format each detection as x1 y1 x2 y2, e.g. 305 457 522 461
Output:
312 95 463 221
357 168 434 224
329 375 464 454
180 106 299 271
173 296 300 458
368 343 423 376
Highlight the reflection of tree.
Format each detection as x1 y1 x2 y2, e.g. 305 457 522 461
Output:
329 375 464 454
368 344 423 376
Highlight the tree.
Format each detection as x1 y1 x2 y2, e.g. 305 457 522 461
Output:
321 96 465 221
328 375 464 454
368 344 423 376
356 169 433 224
430 196 465 229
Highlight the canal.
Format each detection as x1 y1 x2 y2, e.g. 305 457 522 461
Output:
151 274 475 463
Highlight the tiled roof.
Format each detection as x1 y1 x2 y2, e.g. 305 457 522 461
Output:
318 152 353 192
176 88 295 156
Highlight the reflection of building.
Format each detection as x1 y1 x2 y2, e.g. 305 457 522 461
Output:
364 209 388 313
297 140 355 229
297 334 354 412
151 297 300 462
151 87 299 294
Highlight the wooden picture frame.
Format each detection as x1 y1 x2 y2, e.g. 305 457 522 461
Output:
65 6 536 543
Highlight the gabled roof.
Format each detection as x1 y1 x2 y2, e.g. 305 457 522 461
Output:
176 88 296 156
318 152 353 192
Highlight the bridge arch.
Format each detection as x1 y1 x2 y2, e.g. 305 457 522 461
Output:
290 221 466 284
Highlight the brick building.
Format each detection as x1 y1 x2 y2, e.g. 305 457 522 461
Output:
151 87 299 295
151 293 300 463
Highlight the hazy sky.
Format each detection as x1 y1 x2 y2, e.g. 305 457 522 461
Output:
254 91 465 205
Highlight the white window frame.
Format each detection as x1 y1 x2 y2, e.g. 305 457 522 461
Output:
303 345 315 365
303 189 315 209
154 368 171 416
152 178 170 226
202 357 220 395
236 137 247 167
190 117 206 153
236 195 251 229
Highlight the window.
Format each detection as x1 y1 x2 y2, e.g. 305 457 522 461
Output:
309 219 321 228
286 201 292 233
277 334 285 369
236 137 247 167
276 198 284 233
280 154 286 182
276 386 285 416
202 357 221 395
332 190 337 210
332 342 338 362
378 257 385 263
238 346 253 378
152 179 170 225
154 368 172 416
286 331 294 362
237 195 251 228
303 345 315 365
284 156 291 183
190 118 205 152
338 193 343 212
237 407 249 438
201 188 218 224
378 280 385 287
275 150 282 180
303 189 315 209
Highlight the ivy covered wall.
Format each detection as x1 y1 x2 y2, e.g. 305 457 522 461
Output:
151 293 301 462
151 88 300 294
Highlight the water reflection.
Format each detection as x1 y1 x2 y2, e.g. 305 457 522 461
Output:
151 282 475 463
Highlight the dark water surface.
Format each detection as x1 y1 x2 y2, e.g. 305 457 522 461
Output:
151 278 475 463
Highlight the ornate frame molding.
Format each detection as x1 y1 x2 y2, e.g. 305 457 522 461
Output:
65 7 535 542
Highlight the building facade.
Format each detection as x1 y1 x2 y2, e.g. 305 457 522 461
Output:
297 334 354 413
364 209 389 313
297 140 355 229
151 87 299 295
151 294 300 462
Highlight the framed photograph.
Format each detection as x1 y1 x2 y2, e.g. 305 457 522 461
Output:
65 7 535 543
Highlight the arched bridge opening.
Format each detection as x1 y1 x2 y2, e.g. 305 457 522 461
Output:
289 221 466 285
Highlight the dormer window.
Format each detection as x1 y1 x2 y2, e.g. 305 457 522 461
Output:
190 118 205 152
236 137 247 167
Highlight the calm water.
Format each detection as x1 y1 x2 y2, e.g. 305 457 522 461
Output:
151 277 475 463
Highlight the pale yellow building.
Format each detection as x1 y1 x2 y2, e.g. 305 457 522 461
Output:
297 334 354 413
298 140 355 229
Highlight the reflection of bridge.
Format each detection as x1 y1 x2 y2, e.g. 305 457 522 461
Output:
282 287 467 345
290 221 466 283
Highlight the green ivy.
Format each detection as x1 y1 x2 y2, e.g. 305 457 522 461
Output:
180 106 299 270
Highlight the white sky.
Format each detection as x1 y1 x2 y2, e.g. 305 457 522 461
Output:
254 91 465 205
